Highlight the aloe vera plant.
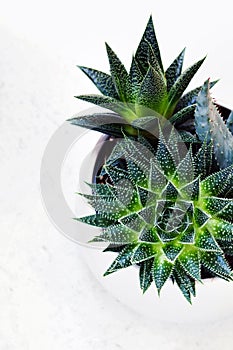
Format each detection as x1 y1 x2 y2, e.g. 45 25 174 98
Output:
69 16 217 138
195 79 233 169
77 124 233 303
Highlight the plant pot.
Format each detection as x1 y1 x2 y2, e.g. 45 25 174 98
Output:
75 125 233 325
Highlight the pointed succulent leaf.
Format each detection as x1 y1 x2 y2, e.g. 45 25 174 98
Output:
138 205 156 225
165 48 185 92
104 244 138 275
105 43 131 101
139 258 154 293
103 164 130 184
173 263 196 302
120 213 145 232
86 183 115 197
202 196 232 215
153 255 173 293
78 66 118 98
200 251 232 279
180 177 200 201
128 161 148 188
98 224 139 244
74 94 138 122
149 160 167 193
75 214 115 227
135 15 163 74
194 208 209 227
201 165 233 196
178 249 201 281
214 201 233 223
217 170 233 198
68 112 128 137
136 65 167 115
167 127 181 163
174 147 194 186
169 104 196 125
179 228 195 244
75 94 117 107
226 110 233 134
103 244 126 253
179 131 199 143
139 227 160 243
172 270 191 303
175 80 218 111
162 243 183 261
207 218 233 241
147 40 164 77
162 181 178 201
166 57 206 117
156 138 176 178
129 56 144 100
194 140 213 179
195 229 221 251
131 243 157 263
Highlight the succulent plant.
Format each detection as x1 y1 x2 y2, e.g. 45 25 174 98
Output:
69 16 217 138
195 79 233 169
76 124 233 303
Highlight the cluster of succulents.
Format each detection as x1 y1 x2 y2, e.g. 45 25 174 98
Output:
70 17 233 302
69 16 217 140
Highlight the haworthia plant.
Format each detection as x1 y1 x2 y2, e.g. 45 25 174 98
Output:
76 127 233 303
69 16 218 137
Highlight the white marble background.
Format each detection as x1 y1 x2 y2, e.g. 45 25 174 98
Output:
1 1 233 349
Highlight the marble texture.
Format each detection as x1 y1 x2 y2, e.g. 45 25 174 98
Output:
1 3 233 348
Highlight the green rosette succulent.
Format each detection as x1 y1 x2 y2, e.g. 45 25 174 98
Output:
77 125 233 303
69 16 218 138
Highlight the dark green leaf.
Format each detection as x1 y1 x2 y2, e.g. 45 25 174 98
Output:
136 65 167 115
195 229 221 251
200 251 232 279
180 177 200 201
68 112 128 137
96 224 139 244
156 138 176 177
179 228 195 244
194 140 213 179
104 244 138 275
169 104 196 125
131 243 157 263
129 56 144 100
202 197 233 217
139 258 154 293
178 249 201 281
207 218 233 241
166 57 206 116
135 16 163 74
78 66 118 98
139 227 160 243
105 43 131 101
75 214 114 227
165 48 185 92
163 243 183 261
153 255 173 293
194 208 209 227
120 213 145 232
201 165 233 196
